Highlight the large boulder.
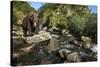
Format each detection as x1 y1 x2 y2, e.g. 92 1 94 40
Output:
59 49 72 59
58 49 80 62
66 52 80 62
25 30 52 44
81 36 92 48
47 39 59 54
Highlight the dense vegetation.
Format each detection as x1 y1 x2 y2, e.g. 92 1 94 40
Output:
38 3 97 43
12 1 36 24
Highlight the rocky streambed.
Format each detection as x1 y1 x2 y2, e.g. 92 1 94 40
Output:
11 30 97 66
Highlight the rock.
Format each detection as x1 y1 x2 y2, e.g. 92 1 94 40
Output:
16 19 23 25
80 42 91 49
81 36 92 48
12 31 23 36
47 39 59 54
80 52 88 57
12 38 27 51
12 36 24 39
80 45 97 62
66 52 80 62
25 30 52 44
66 36 78 45
12 25 19 31
59 49 72 59
50 27 62 34
39 30 50 35
60 44 75 49
80 51 97 61
43 27 48 31
51 27 59 31
51 34 60 39
12 51 27 59
62 30 72 37
80 52 89 61
12 24 23 36
19 45 33 53
58 50 80 62
90 44 97 53
85 44 91 48
39 49 46 55
80 52 88 61
13 53 21 58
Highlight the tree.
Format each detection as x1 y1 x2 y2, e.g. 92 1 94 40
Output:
12 1 36 24
38 3 90 32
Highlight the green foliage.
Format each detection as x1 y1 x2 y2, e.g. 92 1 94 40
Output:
39 3 97 42
68 13 97 42
68 14 88 36
39 3 90 30
84 14 97 43
84 14 97 35
12 1 36 24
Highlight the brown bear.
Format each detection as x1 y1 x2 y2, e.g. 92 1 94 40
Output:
22 12 39 37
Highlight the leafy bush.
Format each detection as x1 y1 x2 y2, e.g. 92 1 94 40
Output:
84 14 97 43
67 15 88 36
39 3 90 32
67 13 97 43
